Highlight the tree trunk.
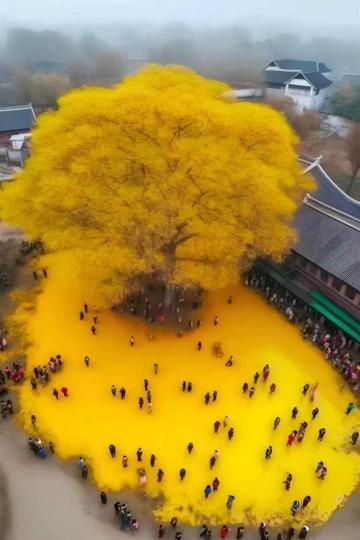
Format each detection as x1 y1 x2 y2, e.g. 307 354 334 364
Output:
164 283 175 308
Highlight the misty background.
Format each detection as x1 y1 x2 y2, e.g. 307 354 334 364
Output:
0 0 359 108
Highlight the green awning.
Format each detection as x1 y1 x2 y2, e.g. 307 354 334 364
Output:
310 290 360 334
255 260 360 343
311 300 360 343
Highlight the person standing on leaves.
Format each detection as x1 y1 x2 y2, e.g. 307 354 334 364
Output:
228 428 234 440
187 382 192 392
262 364 270 382
179 468 186 481
158 524 165 538
204 392 211 405
291 407 299 419
212 390 218 402
204 484 212 498
351 431 359 445
223 416 229 427
84 355 90 367
175 532 182 540
346 402 356 415
100 491 107 504
318 428 326 441
31 414 37 425
226 494 235 509
291 499 300 516
53 388 59 400
154 363 159 374
200 525 208 537
84 303 88 313
249 386 256 398
302 384 310 396
150 454 156 467
80 311 84 320
182 381 186 392
242 382 248 394
187 442 194 454
122 455 128 468
139 397 144 409
283 473 292 490
197 341 202 351
302 495 311 508
157 468 164 482
312 407 319 419
170 517 177 528
287 431 297 447
91 325 96 335
270 383 276 394
111 385 116 397
265 446 272 459
214 421 221 433
120 387 126 399
136 448 143 462
212 477 220 491
109 444 116 458
254 372 260 384
129 336 135 346
144 379 149 391
273 416 281 430
213 316 219 326
30 376 37 390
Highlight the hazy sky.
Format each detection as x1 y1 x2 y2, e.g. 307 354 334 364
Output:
1 0 359 31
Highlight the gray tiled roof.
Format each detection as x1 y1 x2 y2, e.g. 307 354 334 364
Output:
293 203 360 291
264 70 298 85
0 105 36 133
275 59 331 73
264 70 332 89
309 164 360 219
301 72 332 90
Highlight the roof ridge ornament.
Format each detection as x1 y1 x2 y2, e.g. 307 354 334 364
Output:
302 156 322 174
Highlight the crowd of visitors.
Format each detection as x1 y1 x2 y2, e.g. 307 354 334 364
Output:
245 269 360 394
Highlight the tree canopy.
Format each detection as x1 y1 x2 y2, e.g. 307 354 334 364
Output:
0 65 313 305
332 85 360 121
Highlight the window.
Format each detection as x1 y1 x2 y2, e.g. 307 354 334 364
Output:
331 278 342 292
320 269 329 282
345 286 356 301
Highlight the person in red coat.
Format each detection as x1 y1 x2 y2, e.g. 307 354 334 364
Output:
220 525 230 538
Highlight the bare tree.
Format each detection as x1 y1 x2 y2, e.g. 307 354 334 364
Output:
345 123 360 194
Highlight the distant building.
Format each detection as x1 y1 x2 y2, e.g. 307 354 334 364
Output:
263 59 332 111
259 156 360 341
0 104 36 145
0 104 35 166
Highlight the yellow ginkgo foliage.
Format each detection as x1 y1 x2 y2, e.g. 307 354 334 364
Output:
0 65 314 305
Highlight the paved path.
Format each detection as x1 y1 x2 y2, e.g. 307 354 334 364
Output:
0 421 358 540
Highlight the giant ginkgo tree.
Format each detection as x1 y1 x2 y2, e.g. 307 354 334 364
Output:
0 65 313 305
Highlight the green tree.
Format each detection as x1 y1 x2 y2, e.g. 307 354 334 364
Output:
332 85 360 121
